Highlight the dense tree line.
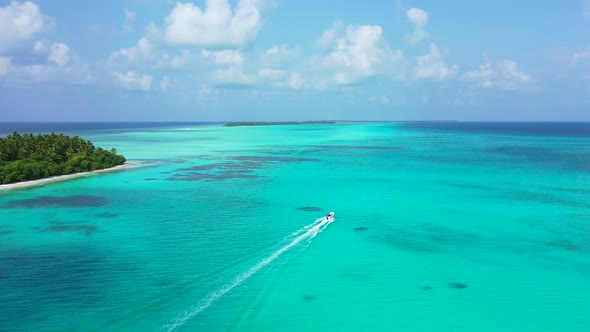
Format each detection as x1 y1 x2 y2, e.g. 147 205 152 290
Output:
0 132 126 184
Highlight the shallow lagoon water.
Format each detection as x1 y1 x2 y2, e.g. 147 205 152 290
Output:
1 122 590 331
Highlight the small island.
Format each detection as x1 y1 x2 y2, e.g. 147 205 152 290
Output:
0 132 126 185
223 121 335 127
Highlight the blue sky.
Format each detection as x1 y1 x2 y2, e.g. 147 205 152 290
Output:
1 0 590 121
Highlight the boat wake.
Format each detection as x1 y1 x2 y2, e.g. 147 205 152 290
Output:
160 215 334 332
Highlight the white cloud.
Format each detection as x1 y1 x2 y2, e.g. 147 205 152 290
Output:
156 49 190 68
214 66 255 85
112 71 152 90
124 8 136 31
369 95 390 104
160 76 170 90
573 46 590 62
258 68 285 80
288 72 303 89
48 42 70 66
0 1 54 52
125 9 136 23
265 44 299 59
407 8 429 26
110 37 155 63
33 40 44 51
266 45 298 58
0 56 11 75
321 24 403 84
406 7 430 44
201 49 244 65
110 37 190 68
463 57 532 90
3 63 93 85
414 43 458 80
256 69 303 89
317 21 343 49
164 0 262 46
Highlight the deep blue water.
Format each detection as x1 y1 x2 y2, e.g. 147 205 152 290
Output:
3 121 590 137
399 122 590 137
0 122 223 136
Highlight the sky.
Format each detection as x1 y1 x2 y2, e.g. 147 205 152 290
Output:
0 0 590 121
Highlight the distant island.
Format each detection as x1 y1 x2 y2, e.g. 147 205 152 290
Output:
0 132 126 185
223 121 335 127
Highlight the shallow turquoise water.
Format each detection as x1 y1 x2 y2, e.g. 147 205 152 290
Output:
1 123 590 331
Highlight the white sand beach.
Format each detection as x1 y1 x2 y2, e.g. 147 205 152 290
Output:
0 163 142 192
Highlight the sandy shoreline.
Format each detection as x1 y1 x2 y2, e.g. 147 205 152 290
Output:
0 163 142 192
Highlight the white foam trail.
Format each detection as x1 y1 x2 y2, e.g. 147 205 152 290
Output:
160 217 334 332
288 217 324 237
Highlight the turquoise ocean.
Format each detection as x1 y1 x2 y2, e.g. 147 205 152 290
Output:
1 122 590 331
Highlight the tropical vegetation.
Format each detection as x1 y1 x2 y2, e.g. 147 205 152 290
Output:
0 132 126 184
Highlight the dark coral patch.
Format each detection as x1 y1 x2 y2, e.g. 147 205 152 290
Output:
503 189 585 208
0 230 14 236
4 195 108 208
229 156 319 163
353 227 369 232
547 240 582 252
374 223 478 254
144 178 158 181
301 295 317 301
167 171 261 182
422 286 433 291
448 282 468 289
297 207 322 211
169 155 318 182
96 212 118 218
42 224 97 236
312 145 403 151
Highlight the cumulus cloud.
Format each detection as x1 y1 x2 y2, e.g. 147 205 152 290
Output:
3 63 93 84
320 23 403 84
414 43 458 80
156 49 190 68
317 21 343 49
160 76 170 90
0 1 54 52
112 71 152 90
288 72 303 89
369 95 390 104
258 68 285 80
164 0 262 46
110 37 155 63
213 66 255 85
463 57 532 90
407 7 429 26
125 9 136 23
110 37 190 68
265 44 299 59
48 42 70 66
572 46 590 62
0 56 11 75
33 40 44 51
406 7 429 45
256 68 303 89
201 49 244 65
124 8 136 31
